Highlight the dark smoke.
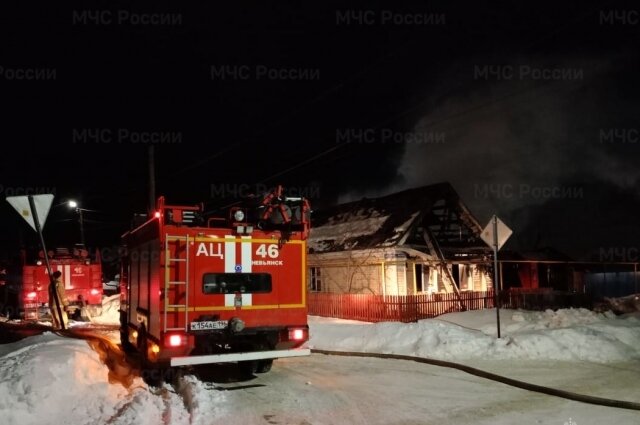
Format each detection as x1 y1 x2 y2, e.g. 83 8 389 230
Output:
340 52 640 259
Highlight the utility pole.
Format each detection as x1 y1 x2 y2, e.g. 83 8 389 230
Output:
148 145 156 215
77 207 85 247
68 201 87 248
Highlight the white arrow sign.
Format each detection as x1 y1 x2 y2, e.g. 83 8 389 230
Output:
6 194 54 231
481 215 513 251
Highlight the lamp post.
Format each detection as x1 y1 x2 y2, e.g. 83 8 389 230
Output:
68 200 86 247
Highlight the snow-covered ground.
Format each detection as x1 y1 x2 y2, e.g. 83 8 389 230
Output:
309 308 640 363
1 298 639 424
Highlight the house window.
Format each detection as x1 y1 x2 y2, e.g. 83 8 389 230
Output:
310 267 322 292
415 264 425 292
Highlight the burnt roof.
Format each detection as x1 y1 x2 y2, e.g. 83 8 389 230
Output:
309 182 487 255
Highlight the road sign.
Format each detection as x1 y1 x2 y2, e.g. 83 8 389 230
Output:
481 215 513 250
6 194 54 231
6 193 65 329
481 215 513 339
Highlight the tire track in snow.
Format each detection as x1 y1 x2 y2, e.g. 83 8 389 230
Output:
109 373 228 425
85 334 223 425
103 382 195 425
172 373 228 425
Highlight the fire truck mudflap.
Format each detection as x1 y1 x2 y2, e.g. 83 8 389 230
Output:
120 186 312 377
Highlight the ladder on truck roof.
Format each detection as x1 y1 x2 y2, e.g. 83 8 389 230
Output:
164 234 190 333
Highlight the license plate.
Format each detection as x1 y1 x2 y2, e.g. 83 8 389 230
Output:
190 320 228 331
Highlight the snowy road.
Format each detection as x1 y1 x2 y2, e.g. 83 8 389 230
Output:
164 354 640 425
2 307 639 425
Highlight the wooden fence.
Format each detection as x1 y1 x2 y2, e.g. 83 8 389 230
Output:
307 291 495 323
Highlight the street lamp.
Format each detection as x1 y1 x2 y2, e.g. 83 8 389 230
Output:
67 200 86 247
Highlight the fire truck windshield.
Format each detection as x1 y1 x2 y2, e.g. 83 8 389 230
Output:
203 273 271 294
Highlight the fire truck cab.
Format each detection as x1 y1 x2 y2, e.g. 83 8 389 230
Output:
119 186 311 378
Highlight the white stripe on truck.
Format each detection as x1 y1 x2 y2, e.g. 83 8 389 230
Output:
224 293 252 307
224 235 235 273
241 235 252 273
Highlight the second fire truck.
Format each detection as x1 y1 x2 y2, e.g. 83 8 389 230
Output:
22 247 103 320
119 186 311 380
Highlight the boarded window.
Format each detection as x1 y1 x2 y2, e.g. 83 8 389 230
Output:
415 264 425 292
310 267 322 292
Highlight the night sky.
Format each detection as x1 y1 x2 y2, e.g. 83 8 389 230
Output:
1 1 639 264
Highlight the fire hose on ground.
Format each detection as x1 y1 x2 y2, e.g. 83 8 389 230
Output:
54 327 138 387
24 324 640 411
311 349 640 412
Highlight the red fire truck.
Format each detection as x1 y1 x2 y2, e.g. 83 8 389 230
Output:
22 247 103 320
119 186 311 379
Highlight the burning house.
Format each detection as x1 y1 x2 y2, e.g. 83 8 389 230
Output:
307 183 493 295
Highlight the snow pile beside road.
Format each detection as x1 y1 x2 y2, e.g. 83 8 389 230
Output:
0 332 224 425
0 332 228 425
308 308 640 363
0 333 135 425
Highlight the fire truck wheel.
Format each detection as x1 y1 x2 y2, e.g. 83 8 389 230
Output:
120 331 135 353
136 325 165 387
239 360 258 375
137 325 153 369
137 325 148 354
141 367 164 387
163 367 183 386
119 312 135 353
256 360 273 373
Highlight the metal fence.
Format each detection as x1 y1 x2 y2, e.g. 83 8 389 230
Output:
307 289 594 322
307 291 495 323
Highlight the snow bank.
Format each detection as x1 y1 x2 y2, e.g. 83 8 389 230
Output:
0 333 137 425
91 293 121 325
308 308 640 363
0 331 230 425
